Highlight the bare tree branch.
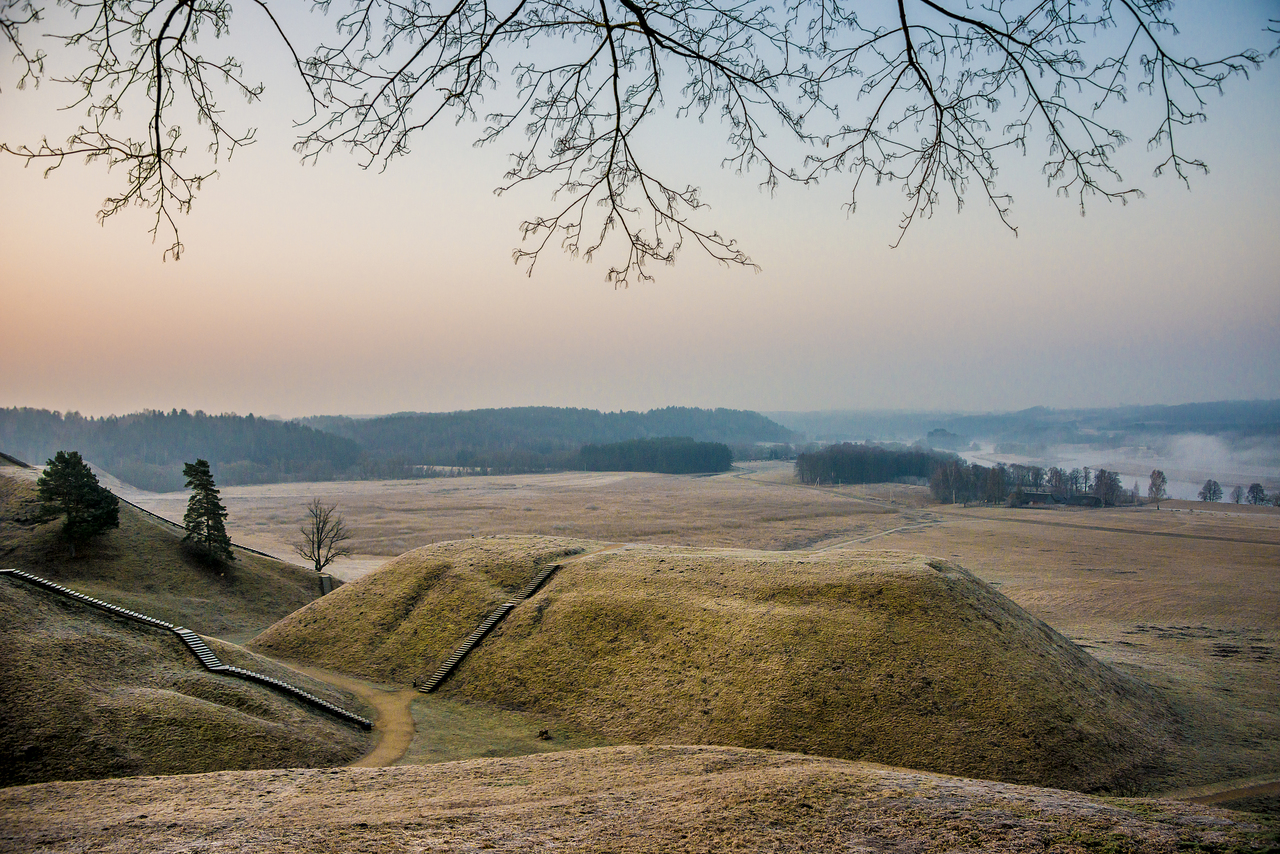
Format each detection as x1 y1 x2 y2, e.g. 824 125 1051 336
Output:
1 0 1269 276
294 497 353 573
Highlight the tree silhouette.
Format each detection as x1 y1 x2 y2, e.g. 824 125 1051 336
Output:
295 498 353 573
2 1 1273 282
183 459 233 564
36 450 119 556
1198 479 1222 503
1147 470 1168 510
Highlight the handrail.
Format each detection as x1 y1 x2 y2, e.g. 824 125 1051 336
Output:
417 562 562 693
0 568 372 730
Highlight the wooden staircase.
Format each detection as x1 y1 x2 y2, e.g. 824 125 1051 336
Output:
1 568 372 730
417 562 561 693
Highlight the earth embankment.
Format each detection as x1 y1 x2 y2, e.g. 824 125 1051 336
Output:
252 535 1178 793
0 578 370 786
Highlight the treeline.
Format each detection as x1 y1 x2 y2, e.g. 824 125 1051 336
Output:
575 437 732 474
794 443 947 485
301 406 792 472
1 405 790 488
0 408 360 491
929 460 1133 506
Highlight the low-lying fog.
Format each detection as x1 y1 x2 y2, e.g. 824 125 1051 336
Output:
959 434 1280 501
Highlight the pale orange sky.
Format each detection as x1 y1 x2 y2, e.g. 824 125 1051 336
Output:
2 4 1278 418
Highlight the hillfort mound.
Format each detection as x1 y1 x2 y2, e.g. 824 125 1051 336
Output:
0 578 370 786
0 472 325 637
1 455 1275 852
253 535 1176 794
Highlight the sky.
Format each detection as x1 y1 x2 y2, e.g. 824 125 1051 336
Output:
2 2 1278 420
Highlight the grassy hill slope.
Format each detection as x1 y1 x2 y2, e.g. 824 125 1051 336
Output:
4 746 1274 854
0 472 324 637
252 536 1177 793
252 536 585 680
0 578 370 786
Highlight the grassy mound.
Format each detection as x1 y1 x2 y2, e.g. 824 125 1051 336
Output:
4 746 1274 854
0 472 324 637
253 536 1178 793
0 578 370 786
251 536 585 680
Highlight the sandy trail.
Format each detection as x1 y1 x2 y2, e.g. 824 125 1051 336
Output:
280 662 419 767
1190 780 1280 805
1160 775 1280 805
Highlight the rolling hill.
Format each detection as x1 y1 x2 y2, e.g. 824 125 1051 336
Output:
0 469 326 637
0 576 369 786
4 745 1274 854
252 536 1179 794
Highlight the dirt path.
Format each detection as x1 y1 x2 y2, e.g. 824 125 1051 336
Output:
284 663 418 767
1161 775 1280 806
817 520 939 550
1190 780 1280 806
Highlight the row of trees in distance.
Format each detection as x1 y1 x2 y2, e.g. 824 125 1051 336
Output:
796 444 944 487
930 459 1132 506
1193 478 1273 506
575 437 732 475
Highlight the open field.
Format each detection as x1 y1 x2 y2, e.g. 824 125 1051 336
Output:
118 462 1280 796
120 463 904 565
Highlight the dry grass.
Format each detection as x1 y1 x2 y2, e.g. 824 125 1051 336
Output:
0 578 370 786
401 695 616 765
251 536 585 683
124 465 899 559
869 500 1280 795
2 745 1274 854
7 457 1279 834
0 473 327 638
253 536 1177 794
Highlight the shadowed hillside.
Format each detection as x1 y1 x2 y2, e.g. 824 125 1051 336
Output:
0 578 369 786
252 536 1178 794
0 471 325 637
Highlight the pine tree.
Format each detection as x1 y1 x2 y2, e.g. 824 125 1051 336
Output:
36 450 119 556
182 459 233 564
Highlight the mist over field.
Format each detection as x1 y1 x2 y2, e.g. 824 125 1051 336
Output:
960 434 1280 501
769 401 1280 501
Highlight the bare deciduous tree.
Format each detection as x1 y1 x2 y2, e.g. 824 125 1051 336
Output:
295 498 353 573
1 1 1274 281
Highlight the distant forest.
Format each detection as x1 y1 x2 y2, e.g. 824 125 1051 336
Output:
0 408 360 491
794 443 949 486
0 406 792 490
576 437 732 474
